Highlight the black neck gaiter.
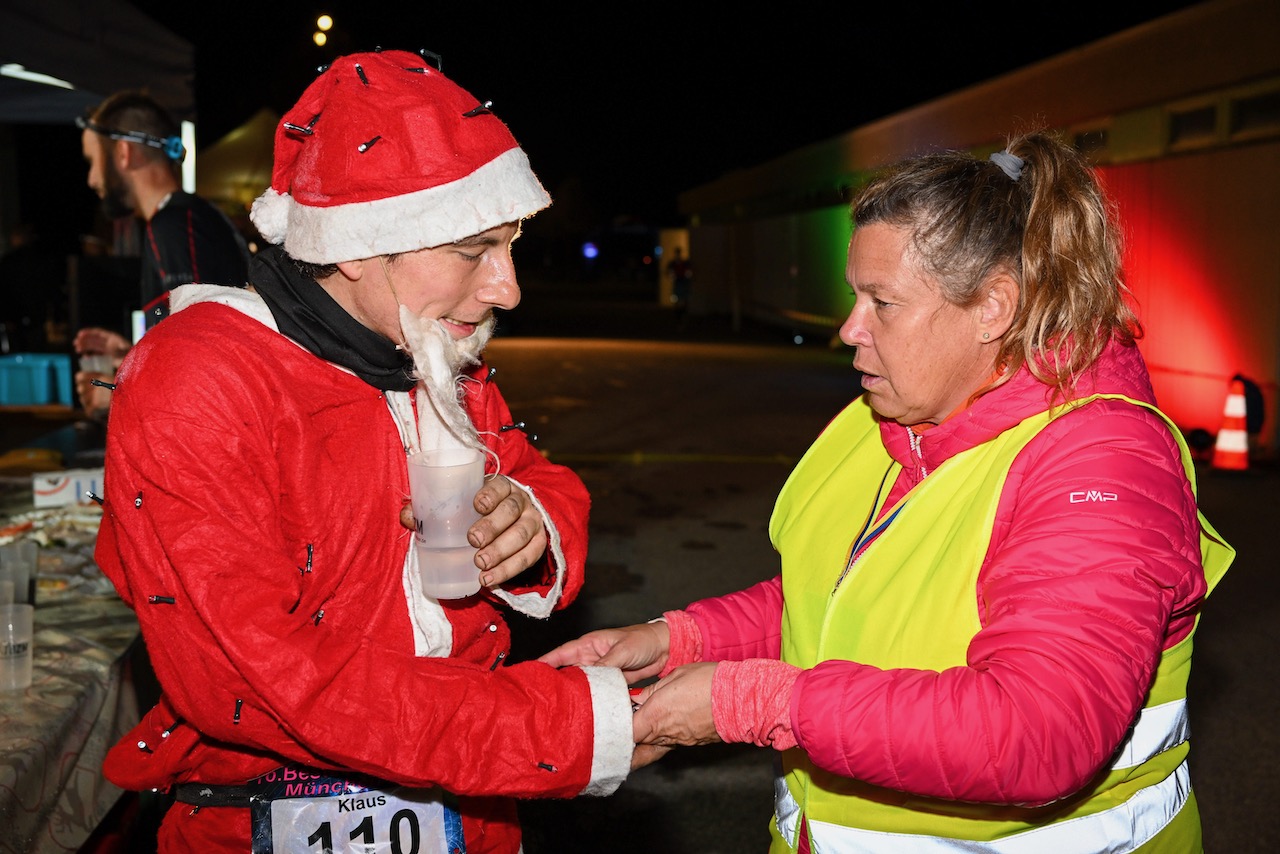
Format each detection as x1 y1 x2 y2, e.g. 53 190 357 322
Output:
250 246 417 391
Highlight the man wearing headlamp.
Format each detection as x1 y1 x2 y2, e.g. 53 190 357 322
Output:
75 90 250 417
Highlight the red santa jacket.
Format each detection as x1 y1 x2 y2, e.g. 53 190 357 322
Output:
95 287 631 853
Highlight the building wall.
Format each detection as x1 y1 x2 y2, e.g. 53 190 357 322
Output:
692 207 853 336
681 0 1280 456
1103 141 1280 451
690 139 1280 452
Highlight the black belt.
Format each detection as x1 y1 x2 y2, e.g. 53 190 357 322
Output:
173 766 387 809
173 782 261 808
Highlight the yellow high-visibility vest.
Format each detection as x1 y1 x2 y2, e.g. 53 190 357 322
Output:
768 395 1233 853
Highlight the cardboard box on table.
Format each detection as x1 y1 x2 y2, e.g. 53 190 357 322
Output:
32 469 105 508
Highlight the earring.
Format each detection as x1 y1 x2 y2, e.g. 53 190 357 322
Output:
982 332 990 340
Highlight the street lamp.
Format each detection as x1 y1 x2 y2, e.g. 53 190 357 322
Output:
314 14 333 47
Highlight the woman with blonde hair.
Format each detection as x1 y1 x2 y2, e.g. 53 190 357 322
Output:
544 130 1234 852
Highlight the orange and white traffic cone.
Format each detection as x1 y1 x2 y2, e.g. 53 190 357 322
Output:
1212 379 1249 471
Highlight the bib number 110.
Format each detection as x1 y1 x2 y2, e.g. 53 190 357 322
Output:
306 809 420 853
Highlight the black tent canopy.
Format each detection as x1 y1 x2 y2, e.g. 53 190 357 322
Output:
0 1 196 348
0 0 193 124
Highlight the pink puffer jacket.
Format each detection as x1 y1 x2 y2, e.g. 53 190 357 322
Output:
679 339 1207 805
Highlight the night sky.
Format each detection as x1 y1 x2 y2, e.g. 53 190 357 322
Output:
13 0 1208 251
121 1 1206 226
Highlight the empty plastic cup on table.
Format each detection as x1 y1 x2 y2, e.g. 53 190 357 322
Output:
78 354 117 375
408 448 485 599
0 603 34 691
0 540 36 604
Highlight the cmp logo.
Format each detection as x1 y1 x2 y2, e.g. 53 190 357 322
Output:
1070 490 1118 503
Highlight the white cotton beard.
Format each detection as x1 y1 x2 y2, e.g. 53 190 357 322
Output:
397 306 495 453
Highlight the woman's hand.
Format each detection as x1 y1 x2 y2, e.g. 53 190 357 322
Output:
74 327 131 360
632 662 720 752
400 475 547 590
537 621 671 683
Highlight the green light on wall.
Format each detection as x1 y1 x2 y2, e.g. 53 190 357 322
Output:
797 205 855 323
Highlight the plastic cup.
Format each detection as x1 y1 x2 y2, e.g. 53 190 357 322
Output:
79 354 117 375
0 540 36 604
0 579 12 606
408 448 485 599
0 603 34 692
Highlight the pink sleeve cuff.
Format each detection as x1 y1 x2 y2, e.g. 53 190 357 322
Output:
711 658 801 750
657 609 703 678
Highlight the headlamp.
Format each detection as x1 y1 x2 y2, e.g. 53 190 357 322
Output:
76 115 185 161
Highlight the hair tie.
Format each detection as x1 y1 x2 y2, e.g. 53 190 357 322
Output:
989 150 1024 182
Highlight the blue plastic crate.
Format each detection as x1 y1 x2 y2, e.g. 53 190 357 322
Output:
0 353 73 406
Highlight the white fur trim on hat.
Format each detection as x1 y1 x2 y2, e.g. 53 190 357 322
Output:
249 188 290 246
250 148 549 265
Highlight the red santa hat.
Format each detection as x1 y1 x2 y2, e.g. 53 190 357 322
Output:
250 49 550 265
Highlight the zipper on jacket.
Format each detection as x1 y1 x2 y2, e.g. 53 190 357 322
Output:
833 462 898 593
907 425 929 478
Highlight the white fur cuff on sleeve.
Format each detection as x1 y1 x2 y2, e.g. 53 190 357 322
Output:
580 666 633 796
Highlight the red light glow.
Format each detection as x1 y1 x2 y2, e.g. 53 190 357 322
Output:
1098 149 1277 448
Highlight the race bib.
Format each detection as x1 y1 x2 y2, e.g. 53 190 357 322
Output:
248 769 464 854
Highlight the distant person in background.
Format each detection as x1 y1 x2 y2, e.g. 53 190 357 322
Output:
666 246 692 301
75 90 250 417
666 245 694 327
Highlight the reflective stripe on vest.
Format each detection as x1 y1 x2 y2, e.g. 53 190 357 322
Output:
774 698 1189 850
777 761 1191 854
1111 699 1188 770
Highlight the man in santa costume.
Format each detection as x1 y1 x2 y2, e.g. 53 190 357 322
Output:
93 49 633 853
